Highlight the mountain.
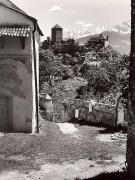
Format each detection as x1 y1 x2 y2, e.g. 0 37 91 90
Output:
64 21 131 39
77 31 130 55
63 26 106 39
113 20 131 34
63 21 131 54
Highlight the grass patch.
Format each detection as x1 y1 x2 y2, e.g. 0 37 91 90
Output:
0 122 126 175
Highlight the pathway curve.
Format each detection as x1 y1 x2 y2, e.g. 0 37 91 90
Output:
57 123 78 135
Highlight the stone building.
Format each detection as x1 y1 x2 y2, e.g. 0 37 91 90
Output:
0 0 43 133
51 24 63 44
85 34 109 49
85 51 98 61
84 51 101 66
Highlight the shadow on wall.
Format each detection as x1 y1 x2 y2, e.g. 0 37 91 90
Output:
75 171 131 180
0 61 25 98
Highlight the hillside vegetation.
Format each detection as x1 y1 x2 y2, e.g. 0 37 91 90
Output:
39 45 129 122
40 77 87 122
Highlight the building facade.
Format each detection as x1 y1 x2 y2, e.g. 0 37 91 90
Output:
0 0 43 133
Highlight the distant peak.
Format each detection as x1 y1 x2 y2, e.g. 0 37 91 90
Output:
112 20 131 34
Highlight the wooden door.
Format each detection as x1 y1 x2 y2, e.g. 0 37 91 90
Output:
0 96 9 132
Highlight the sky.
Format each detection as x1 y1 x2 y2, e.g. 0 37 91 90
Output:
12 0 130 38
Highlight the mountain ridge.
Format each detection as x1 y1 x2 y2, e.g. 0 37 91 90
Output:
77 31 130 55
63 21 131 54
64 20 131 39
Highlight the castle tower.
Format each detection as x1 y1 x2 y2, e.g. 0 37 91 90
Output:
51 24 63 44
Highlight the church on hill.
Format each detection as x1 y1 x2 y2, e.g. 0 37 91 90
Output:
0 0 43 133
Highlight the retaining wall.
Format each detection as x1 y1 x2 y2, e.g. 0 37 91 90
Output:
61 99 125 127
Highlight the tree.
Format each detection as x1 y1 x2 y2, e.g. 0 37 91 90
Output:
39 49 74 90
89 67 114 98
79 48 128 102
61 38 80 56
127 0 135 177
41 37 52 50
39 49 55 89
73 64 80 76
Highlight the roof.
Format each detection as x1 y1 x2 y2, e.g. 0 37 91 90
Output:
99 34 106 40
88 36 99 42
88 34 106 42
52 24 63 29
0 0 43 36
0 0 27 14
0 24 30 37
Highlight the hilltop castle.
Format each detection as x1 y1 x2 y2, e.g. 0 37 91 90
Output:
85 34 109 49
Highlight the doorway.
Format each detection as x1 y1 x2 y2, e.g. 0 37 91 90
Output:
0 96 12 132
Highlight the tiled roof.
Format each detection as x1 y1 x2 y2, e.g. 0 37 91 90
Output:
0 25 30 37
0 0 43 36
88 34 106 42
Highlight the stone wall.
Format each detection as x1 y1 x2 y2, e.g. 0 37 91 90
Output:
40 97 127 127
40 94 54 122
61 99 126 127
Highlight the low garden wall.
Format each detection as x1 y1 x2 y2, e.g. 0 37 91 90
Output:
40 94 127 127
61 99 126 127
